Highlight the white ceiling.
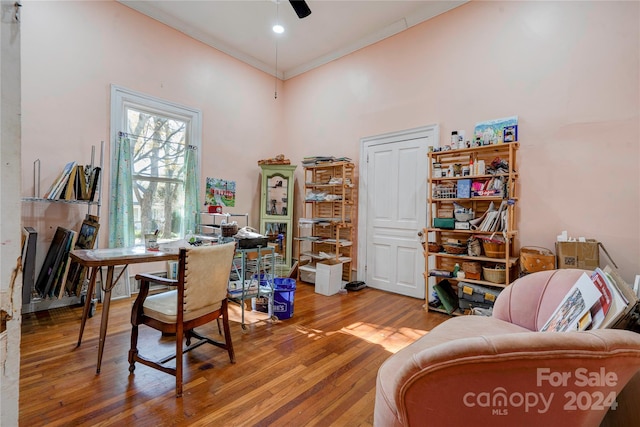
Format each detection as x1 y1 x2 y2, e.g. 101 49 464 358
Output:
118 0 467 80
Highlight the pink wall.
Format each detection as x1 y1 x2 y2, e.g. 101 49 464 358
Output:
282 1 640 281
21 0 283 266
20 1 639 282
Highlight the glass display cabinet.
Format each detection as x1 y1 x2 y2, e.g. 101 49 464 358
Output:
259 164 296 269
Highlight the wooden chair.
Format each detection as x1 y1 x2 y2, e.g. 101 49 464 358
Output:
128 242 237 397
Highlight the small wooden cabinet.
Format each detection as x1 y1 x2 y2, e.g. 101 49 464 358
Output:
296 161 355 284
426 142 519 315
259 164 296 269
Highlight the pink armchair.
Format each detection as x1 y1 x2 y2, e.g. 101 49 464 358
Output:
374 269 640 426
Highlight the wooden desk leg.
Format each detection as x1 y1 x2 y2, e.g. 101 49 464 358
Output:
77 267 98 347
96 266 115 374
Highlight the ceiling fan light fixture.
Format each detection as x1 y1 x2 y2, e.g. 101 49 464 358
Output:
289 0 311 19
273 24 284 34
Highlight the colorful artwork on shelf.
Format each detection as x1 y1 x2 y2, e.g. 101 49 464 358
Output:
206 177 236 207
474 116 518 145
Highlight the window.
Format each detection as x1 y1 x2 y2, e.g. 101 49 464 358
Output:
110 86 202 247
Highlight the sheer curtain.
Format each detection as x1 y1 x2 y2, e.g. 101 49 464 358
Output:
109 133 199 247
109 132 135 247
183 145 199 235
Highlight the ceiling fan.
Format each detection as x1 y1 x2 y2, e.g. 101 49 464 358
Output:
289 0 311 19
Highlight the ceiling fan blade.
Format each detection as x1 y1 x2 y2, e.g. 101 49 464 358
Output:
289 0 311 19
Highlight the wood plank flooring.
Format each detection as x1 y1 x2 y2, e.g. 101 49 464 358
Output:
20 282 447 426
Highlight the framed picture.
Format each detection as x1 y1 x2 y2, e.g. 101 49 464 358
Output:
99 266 130 300
76 218 100 250
474 116 518 145
65 216 100 296
503 125 518 143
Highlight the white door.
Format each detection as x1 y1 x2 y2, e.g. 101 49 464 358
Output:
358 125 438 298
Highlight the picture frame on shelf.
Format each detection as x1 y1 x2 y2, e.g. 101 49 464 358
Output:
503 125 518 143
76 218 99 250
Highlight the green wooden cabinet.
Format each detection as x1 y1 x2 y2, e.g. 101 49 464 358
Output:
259 164 296 269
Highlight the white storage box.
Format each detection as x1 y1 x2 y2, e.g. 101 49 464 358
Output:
299 266 316 284
315 259 343 296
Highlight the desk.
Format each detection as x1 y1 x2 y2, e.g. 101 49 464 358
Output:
70 247 178 373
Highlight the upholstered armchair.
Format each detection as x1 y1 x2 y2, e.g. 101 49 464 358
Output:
128 242 237 397
374 269 640 426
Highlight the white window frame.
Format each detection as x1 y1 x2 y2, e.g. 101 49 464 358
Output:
109 85 202 242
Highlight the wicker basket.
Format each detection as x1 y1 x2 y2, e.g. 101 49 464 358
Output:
443 243 467 255
462 261 482 274
221 223 238 237
520 246 555 273
462 261 481 280
483 266 506 284
482 241 506 258
437 207 454 218
427 242 443 253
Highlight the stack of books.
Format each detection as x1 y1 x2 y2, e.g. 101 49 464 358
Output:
43 161 101 201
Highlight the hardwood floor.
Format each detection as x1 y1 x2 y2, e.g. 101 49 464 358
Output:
20 282 447 426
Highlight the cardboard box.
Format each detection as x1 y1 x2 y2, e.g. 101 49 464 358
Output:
315 259 343 296
556 240 600 270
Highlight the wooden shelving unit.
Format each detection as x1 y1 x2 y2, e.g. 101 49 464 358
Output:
425 142 519 315
296 161 355 284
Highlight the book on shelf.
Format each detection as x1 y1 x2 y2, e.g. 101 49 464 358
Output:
61 164 79 200
74 165 88 200
469 201 495 230
472 200 507 232
433 280 459 314
73 165 101 201
489 200 508 232
87 166 101 201
429 269 453 278
41 162 100 201
44 161 77 199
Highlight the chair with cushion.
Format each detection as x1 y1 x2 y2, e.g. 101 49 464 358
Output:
374 269 640 426
128 242 237 397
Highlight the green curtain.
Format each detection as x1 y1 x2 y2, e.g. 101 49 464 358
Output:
183 145 199 235
109 132 135 248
